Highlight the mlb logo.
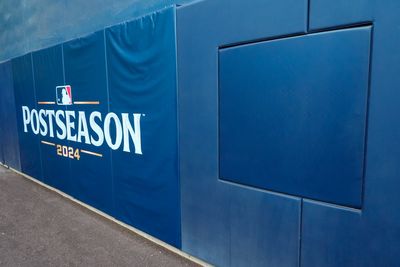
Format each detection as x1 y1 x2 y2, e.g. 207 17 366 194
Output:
56 85 72 105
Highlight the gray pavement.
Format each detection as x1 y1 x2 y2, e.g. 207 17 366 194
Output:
0 166 199 267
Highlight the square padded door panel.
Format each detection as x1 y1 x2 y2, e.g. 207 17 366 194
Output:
219 26 371 208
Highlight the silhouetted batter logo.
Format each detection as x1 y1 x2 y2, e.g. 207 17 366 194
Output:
56 85 72 105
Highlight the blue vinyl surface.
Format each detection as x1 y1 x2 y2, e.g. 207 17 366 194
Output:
177 0 307 266
309 0 373 31
9 7 180 248
12 54 43 180
0 100 3 164
32 45 71 193
0 63 9 165
2 1 400 266
219 27 371 208
178 0 400 266
63 30 114 215
0 61 20 170
301 1 400 266
0 62 8 165
105 7 180 246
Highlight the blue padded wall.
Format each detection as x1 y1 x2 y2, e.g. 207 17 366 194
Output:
178 0 400 266
105 7 180 246
0 98 3 164
63 30 114 216
177 0 307 266
0 62 8 165
32 45 71 193
3 1 400 266
0 64 5 165
219 27 371 208
0 61 20 170
309 0 373 31
9 7 180 248
0 63 8 165
301 1 400 266
12 54 43 180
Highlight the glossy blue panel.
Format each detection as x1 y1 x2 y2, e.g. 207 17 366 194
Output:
219 27 371 208
32 45 71 193
12 54 43 180
0 61 20 170
63 31 113 215
309 0 373 30
106 7 180 247
177 0 306 265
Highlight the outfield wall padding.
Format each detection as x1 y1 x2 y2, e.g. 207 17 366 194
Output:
1 6 180 248
1 1 400 266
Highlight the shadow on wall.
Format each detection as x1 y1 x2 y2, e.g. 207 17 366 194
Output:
0 0 194 62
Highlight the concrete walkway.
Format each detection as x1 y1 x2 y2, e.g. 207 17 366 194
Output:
0 166 198 267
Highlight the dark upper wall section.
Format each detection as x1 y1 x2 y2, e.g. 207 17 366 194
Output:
0 0 194 62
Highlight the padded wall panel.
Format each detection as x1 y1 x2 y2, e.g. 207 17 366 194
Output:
9 7 180 249
177 0 307 265
219 27 371 208
302 1 400 266
0 87 3 164
12 54 42 180
0 62 7 165
229 187 300 267
0 61 20 170
63 31 113 215
309 0 373 30
32 45 71 193
105 7 180 247
0 134 3 165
